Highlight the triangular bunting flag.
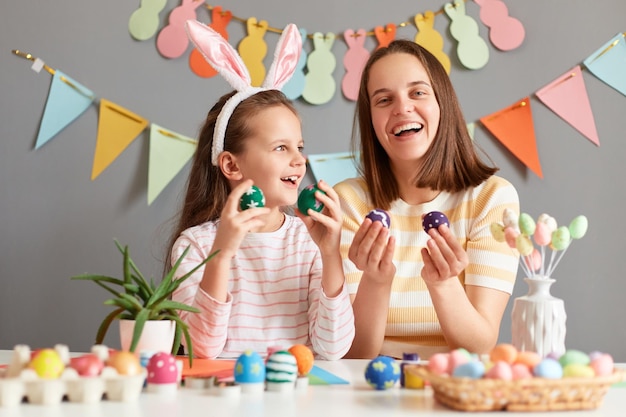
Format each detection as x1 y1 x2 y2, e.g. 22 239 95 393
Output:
91 99 148 180
35 70 94 149
480 97 543 178
147 124 197 205
535 65 599 146
583 32 626 97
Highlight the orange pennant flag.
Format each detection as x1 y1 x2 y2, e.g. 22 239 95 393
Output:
480 97 543 178
535 65 599 146
91 99 149 180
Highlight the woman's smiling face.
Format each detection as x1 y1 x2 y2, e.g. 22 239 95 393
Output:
367 52 441 168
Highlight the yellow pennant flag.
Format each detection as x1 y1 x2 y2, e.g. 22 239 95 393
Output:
91 99 148 180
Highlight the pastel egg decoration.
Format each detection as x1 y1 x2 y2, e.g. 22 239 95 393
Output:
69 353 105 377
146 352 180 394
234 350 266 393
422 211 449 232
533 358 563 379
366 208 391 228
106 351 143 376
103 351 146 402
452 361 485 379
240 185 265 210
364 355 400 390
265 350 298 392
288 344 314 389
28 349 65 379
298 184 326 215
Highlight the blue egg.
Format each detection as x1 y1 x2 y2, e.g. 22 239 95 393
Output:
533 358 563 379
364 356 401 390
265 350 298 383
452 361 485 379
234 350 266 384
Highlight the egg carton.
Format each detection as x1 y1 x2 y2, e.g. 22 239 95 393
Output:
0 344 147 407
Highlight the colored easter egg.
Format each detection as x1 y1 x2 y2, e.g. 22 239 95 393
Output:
533 358 563 379
537 213 557 233
288 344 314 376
489 343 518 364
266 350 298 383
511 363 533 380
590 353 614 376
364 356 400 390
427 353 450 375
529 248 542 271
518 213 536 236
550 226 571 250
447 348 472 374
559 349 590 367
515 234 533 256
452 361 485 379
515 351 541 369
422 211 449 232
239 185 265 210
485 361 513 380
563 363 595 378
504 226 519 248
234 350 266 384
107 351 142 376
69 353 104 377
502 208 518 228
29 348 65 379
533 222 551 246
490 223 505 242
366 208 391 228
569 215 588 239
297 184 325 215
146 352 179 384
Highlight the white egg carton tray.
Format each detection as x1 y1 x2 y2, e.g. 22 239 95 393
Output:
0 344 146 407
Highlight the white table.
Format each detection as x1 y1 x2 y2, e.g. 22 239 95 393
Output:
1 351 624 416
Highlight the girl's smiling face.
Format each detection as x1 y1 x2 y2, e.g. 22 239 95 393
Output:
368 52 441 169
235 105 306 208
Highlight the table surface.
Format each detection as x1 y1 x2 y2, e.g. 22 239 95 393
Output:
0 351 624 416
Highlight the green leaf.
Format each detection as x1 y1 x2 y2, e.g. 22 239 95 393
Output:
95 307 125 344
165 314 193 367
115 239 148 285
152 300 200 313
129 309 151 353
122 283 140 294
104 297 138 312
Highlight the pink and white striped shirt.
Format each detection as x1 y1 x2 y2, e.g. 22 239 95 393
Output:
171 214 355 360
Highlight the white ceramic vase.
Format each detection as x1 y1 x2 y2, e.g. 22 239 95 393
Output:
119 319 176 355
511 277 566 357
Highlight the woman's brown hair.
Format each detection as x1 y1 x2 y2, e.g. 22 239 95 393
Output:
352 39 497 210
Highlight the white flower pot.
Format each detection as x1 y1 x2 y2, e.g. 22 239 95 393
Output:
118 319 176 355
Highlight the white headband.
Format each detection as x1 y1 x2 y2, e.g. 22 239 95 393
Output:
185 20 302 166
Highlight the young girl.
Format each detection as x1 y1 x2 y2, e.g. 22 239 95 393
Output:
335 40 520 359
167 21 354 360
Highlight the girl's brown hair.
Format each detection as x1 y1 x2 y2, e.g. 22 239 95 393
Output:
352 39 497 210
165 89 297 268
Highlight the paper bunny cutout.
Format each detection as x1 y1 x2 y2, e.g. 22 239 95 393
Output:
185 19 302 166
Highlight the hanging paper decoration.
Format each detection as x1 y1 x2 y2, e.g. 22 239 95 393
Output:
302 32 337 105
480 98 543 178
445 0 489 70
473 0 524 51
282 27 308 100
238 18 269 87
128 0 168 41
189 6 232 78
35 70 94 149
147 124 197 205
535 65 599 146
156 0 204 59
374 24 396 50
91 99 149 180
414 11 451 74
583 32 626 97
341 29 369 101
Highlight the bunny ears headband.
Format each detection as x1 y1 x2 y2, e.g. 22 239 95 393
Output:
185 20 302 166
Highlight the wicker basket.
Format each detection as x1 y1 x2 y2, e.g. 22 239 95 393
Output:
406 365 625 412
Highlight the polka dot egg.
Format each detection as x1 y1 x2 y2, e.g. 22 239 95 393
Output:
422 211 449 232
146 352 179 384
364 355 400 390
234 350 266 384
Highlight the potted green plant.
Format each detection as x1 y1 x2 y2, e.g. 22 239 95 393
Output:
71 239 217 366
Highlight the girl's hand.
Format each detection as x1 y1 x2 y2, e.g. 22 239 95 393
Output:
296 180 342 255
421 224 469 284
348 217 396 284
212 180 270 259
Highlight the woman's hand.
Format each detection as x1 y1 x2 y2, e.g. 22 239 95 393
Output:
348 217 396 284
296 180 342 256
421 224 468 284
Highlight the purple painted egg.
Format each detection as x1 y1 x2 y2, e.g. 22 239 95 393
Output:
422 211 450 232
366 209 391 228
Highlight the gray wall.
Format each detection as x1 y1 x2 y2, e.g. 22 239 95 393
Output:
2 1 625 359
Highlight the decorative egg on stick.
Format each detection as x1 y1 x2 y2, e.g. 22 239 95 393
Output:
240 185 265 211
298 184 326 215
422 211 449 233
